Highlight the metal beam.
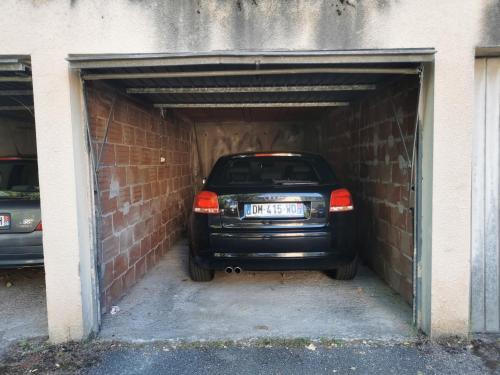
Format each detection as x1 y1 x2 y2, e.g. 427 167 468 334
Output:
476 46 500 58
127 84 376 94
154 102 349 108
0 76 32 82
82 67 419 81
0 105 34 111
0 63 26 72
0 59 21 64
0 90 33 96
68 48 435 69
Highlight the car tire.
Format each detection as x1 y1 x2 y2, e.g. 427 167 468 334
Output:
188 252 214 282
331 256 358 280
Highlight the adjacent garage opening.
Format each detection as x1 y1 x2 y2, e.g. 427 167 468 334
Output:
69 50 431 339
0 57 47 350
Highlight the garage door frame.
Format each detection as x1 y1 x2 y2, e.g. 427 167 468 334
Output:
68 48 436 334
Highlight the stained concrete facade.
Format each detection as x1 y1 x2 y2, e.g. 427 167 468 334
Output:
0 0 499 342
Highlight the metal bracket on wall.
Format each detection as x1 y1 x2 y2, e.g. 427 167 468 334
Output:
411 64 424 326
96 95 117 171
410 67 424 193
389 97 412 170
81 79 104 323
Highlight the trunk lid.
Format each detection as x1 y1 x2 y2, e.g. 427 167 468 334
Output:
216 185 331 230
0 199 41 233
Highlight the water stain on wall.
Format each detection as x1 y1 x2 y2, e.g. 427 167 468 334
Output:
481 0 500 45
128 0 367 51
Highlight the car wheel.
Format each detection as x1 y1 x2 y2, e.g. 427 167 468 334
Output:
330 256 358 280
188 252 214 282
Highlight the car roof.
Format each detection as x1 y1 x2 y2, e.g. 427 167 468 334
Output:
221 151 323 159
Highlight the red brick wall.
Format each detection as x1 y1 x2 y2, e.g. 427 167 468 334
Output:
86 83 196 311
320 78 418 304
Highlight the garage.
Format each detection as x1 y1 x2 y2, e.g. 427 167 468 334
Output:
68 50 432 341
0 57 47 351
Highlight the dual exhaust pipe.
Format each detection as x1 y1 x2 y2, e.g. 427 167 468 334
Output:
225 266 242 274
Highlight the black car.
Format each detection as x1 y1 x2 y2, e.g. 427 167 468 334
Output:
0 157 43 268
188 152 357 282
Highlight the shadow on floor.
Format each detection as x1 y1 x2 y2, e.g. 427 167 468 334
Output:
0 267 48 354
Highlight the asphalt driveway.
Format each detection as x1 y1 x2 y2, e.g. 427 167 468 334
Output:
84 341 499 375
2 337 498 374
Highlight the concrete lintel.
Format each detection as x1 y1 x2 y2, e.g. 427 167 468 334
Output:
67 48 436 69
475 46 500 57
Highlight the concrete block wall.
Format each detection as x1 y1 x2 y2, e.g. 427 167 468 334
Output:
86 83 196 311
321 78 419 304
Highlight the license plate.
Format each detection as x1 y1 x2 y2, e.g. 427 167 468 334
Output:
244 203 304 218
0 214 11 229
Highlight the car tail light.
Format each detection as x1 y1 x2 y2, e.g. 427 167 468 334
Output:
35 221 43 231
193 191 220 214
330 189 354 212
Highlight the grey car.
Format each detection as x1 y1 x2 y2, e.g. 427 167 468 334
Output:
0 157 43 267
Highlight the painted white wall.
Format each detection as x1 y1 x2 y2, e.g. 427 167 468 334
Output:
0 0 498 340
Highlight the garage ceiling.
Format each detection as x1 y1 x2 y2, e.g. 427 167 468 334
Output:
0 56 34 121
69 49 432 109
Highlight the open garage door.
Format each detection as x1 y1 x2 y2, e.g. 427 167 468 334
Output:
0 57 36 157
472 56 500 333
0 57 47 350
69 49 433 338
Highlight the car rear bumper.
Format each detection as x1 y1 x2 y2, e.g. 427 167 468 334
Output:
210 230 331 253
193 229 356 271
0 231 43 268
194 252 355 271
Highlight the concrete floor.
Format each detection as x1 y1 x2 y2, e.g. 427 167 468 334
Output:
100 239 414 342
0 268 48 354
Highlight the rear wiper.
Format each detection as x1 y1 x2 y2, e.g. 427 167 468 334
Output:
272 180 319 185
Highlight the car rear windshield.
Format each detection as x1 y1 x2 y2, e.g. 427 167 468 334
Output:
0 159 40 199
208 156 335 186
